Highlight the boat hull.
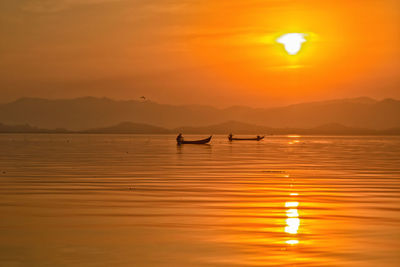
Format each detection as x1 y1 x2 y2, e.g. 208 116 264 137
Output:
229 136 264 141
178 136 212 145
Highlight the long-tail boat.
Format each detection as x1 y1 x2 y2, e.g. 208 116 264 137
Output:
177 136 212 145
228 135 264 141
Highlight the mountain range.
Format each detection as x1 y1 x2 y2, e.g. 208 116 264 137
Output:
1 121 399 135
0 96 399 131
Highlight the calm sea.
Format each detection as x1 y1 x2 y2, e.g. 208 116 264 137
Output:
0 134 399 266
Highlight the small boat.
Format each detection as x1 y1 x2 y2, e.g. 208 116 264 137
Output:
229 134 264 141
177 136 212 145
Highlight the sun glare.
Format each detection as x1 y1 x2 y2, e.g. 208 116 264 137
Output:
277 33 307 55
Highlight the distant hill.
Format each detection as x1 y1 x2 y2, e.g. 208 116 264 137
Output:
83 122 170 134
0 96 399 130
1 121 399 135
254 97 400 130
0 122 68 133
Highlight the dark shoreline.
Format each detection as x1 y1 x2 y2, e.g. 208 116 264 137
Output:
1 121 400 136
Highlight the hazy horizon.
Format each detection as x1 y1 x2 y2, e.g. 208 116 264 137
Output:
1 96 399 131
1 95 397 109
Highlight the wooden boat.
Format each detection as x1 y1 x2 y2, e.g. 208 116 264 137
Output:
229 135 264 141
177 136 212 145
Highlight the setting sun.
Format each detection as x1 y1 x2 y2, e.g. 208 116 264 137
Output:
277 33 307 55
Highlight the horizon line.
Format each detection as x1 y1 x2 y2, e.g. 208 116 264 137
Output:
1 95 398 110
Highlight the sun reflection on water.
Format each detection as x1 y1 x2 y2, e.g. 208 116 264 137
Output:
288 135 301 145
285 239 299 245
284 193 300 245
285 202 299 208
285 218 300 234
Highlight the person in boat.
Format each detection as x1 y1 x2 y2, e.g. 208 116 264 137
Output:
257 135 261 140
176 133 183 144
228 133 233 140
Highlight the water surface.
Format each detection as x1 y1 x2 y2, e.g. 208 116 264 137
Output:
0 134 399 266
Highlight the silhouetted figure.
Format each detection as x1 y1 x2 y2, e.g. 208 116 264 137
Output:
228 133 233 141
257 135 261 140
176 133 183 144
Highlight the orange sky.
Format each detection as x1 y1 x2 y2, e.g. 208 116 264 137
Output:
0 0 399 107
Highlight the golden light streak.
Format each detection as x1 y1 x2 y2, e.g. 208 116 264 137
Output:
284 193 300 245
285 202 299 208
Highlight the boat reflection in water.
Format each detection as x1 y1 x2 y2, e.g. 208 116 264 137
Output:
284 193 300 245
